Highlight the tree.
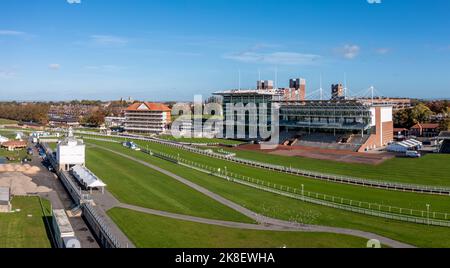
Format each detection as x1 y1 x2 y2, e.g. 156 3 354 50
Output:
410 103 434 124
83 108 106 127
440 118 450 131
393 109 412 127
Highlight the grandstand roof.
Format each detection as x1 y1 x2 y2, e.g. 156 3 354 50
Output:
438 131 450 139
71 165 106 188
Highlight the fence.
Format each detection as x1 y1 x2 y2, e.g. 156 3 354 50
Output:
77 131 450 196
141 148 450 227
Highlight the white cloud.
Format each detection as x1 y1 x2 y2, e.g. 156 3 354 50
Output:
90 35 129 46
336 44 361 59
224 51 320 65
0 69 16 79
376 48 390 55
67 0 81 4
49 64 61 70
84 65 123 71
0 30 26 36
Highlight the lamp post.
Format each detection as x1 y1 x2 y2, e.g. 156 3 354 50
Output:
426 204 430 225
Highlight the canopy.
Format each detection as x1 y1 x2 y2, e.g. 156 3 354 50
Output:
71 165 106 188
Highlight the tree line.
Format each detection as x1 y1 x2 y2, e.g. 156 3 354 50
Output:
394 101 450 131
0 102 50 124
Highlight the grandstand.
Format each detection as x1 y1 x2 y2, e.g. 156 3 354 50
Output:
214 80 394 152
438 131 450 154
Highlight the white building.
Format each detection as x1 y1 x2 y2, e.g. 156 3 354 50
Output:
56 128 85 171
105 116 126 128
124 102 171 134
0 135 9 143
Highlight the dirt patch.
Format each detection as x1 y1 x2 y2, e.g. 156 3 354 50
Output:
235 144 394 165
0 172 51 195
0 164 40 175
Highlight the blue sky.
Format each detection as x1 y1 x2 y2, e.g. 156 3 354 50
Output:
0 0 449 101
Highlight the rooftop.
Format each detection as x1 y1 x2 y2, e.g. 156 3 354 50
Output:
0 187 10 202
125 102 171 112
411 123 440 129
71 165 106 188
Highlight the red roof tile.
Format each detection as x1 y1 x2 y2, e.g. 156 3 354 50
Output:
125 102 171 112
411 123 440 129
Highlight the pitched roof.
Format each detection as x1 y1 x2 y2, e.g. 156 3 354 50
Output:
125 102 171 112
411 123 440 129
0 140 27 147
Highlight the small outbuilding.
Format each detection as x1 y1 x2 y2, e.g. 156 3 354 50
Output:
0 187 11 213
1 140 27 151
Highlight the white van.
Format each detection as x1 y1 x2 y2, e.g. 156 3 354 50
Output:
406 151 421 158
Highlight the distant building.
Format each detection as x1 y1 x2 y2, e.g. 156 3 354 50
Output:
56 128 85 171
0 135 8 143
257 80 274 90
49 117 80 128
284 78 306 101
331 84 345 100
359 98 412 110
105 116 126 128
410 123 440 137
124 102 171 134
1 140 27 151
0 187 11 213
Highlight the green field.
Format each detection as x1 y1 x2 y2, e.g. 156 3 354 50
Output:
0 130 19 139
0 196 52 248
0 118 18 125
0 148 28 162
158 135 244 145
227 148 450 187
85 139 450 247
86 146 253 223
88 139 450 214
108 208 371 248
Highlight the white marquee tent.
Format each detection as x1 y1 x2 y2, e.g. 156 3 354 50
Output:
387 139 423 153
71 165 106 193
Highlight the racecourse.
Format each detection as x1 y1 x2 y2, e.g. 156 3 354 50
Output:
84 139 450 247
108 208 371 248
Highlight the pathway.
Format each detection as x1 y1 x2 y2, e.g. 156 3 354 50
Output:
89 143 416 248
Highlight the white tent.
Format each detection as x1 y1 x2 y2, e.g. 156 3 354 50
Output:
387 139 422 153
71 165 106 193
0 135 9 143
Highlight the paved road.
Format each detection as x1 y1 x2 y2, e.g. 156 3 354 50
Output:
90 143 416 248
28 142 100 248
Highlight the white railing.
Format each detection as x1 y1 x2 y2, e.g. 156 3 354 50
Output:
142 148 450 227
77 131 450 195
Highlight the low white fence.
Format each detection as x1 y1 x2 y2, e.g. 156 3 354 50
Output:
143 148 450 227
77 131 450 196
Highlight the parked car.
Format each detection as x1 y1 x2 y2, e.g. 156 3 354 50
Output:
406 150 421 158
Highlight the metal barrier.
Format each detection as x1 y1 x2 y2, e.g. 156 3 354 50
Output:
40 143 121 248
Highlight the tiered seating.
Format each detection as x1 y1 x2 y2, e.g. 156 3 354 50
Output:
440 140 450 154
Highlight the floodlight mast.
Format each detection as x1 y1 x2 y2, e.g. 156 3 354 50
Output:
319 74 323 101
